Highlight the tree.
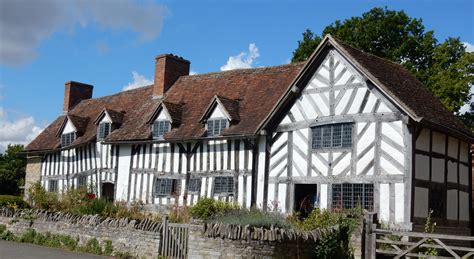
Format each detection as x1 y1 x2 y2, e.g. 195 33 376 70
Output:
0 145 26 195
292 7 473 118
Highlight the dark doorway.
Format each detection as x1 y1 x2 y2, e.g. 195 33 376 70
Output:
101 182 115 202
294 184 317 217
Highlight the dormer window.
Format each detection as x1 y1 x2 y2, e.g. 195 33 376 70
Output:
153 120 170 139
61 132 75 147
98 122 111 140
207 118 228 137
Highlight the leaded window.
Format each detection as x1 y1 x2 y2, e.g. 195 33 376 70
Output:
61 132 76 147
78 176 87 188
332 183 373 210
188 177 202 193
98 122 111 140
153 178 181 197
213 176 234 195
153 120 171 139
207 119 228 137
312 123 353 150
48 180 58 193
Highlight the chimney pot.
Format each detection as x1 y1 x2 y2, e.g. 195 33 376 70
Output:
63 81 93 113
153 54 190 98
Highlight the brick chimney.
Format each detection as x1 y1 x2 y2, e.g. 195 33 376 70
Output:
63 81 93 113
153 54 190 98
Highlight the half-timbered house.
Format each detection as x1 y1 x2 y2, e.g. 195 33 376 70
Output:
24 35 473 233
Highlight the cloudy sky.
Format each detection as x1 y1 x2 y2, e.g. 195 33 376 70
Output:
0 0 473 152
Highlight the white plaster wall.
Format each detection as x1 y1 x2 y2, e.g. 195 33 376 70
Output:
63 119 76 134
209 104 227 119
379 184 390 221
116 145 132 201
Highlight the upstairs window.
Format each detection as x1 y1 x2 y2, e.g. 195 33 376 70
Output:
98 122 111 140
332 183 374 211
153 178 181 197
61 132 76 147
207 119 228 137
213 176 234 196
153 120 171 139
312 123 353 150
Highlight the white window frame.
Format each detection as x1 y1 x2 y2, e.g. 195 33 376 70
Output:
97 122 111 140
153 120 171 139
188 177 202 194
331 183 374 211
61 132 76 147
153 178 181 197
207 118 228 137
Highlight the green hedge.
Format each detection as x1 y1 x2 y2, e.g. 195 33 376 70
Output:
0 195 29 209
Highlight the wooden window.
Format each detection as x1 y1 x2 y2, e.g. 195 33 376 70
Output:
153 178 181 197
213 176 234 195
312 123 353 150
188 177 202 193
207 119 228 137
98 122 111 140
153 120 170 139
78 176 87 188
48 180 58 193
332 183 373 210
60 132 76 147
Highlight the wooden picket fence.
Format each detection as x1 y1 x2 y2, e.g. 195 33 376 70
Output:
159 217 189 259
364 212 474 258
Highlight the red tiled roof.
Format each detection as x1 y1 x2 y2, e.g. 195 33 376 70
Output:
25 63 304 151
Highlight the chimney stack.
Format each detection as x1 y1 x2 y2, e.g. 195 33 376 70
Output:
153 54 190 98
63 81 93 113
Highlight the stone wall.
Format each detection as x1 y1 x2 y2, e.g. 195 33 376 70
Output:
24 156 42 200
0 208 161 258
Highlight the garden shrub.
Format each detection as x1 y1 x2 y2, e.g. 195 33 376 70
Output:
82 238 102 255
103 240 114 256
0 195 30 209
214 208 290 228
189 198 238 220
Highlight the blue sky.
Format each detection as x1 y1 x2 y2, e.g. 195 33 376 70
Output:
0 0 473 152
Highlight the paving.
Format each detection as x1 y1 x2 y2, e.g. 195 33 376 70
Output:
0 240 109 259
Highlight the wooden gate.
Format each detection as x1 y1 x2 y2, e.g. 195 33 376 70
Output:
160 217 189 259
364 212 474 258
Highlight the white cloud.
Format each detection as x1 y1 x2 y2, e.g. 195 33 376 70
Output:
0 107 44 153
220 43 260 71
459 85 473 114
122 71 153 91
189 70 198 75
463 42 474 53
0 0 167 66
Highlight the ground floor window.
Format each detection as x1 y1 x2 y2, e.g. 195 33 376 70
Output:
213 176 234 196
48 180 58 193
188 177 201 193
78 176 87 188
332 183 374 210
153 178 181 197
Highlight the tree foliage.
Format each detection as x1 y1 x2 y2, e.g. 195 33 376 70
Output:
292 7 473 119
0 145 26 195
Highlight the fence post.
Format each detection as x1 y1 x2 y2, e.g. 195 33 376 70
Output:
363 211 377 259
161 216 168 257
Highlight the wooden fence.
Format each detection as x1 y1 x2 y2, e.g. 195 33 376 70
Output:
364 212 474 258
160 217 189 259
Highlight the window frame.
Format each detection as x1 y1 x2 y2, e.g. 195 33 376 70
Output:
331 183 374 211
152 120 171 139
97 122 111 140
310 123 354 152
48 180 58 193
207 118 229 137
60 132 76 148
153 178 181 197
188 177 202 194
212 176 234 196
77 175 88 188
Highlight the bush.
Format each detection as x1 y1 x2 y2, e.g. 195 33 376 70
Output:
189 198 238 220
0 195 29 209
27 182 58 210
214 208 290 228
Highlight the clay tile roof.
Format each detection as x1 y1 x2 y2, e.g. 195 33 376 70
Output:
94 108 124 125
67 114 89 135
216 95 240 122
25 63 304 152
331 37 473 139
